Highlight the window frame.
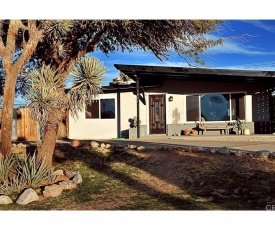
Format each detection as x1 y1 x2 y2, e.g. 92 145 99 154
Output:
185 92 246 123
85 98 116 120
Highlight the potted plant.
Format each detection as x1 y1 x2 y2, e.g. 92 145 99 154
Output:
235 117 245 135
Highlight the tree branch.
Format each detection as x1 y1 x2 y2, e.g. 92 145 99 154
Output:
14 20 43 74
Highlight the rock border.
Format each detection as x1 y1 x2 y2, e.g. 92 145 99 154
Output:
87 140 275 160
0 170 82 205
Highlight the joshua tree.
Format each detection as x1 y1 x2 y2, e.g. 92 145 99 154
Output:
26 56 107 165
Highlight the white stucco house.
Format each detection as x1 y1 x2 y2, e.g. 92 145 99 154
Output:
68 64 275 139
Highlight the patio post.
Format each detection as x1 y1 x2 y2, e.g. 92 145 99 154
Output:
117 90 121 138
135 72 140 138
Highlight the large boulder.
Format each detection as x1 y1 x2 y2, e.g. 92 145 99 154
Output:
16 188 39 205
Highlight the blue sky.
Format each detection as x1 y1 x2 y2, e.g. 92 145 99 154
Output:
14 19 275 104
88 20 275 86
3 1 275 105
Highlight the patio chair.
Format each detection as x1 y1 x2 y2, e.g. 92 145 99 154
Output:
193 117 206 135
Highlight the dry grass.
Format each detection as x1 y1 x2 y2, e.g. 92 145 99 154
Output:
1 143 275 210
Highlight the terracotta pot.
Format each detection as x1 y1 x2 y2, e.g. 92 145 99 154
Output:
184 129 190 135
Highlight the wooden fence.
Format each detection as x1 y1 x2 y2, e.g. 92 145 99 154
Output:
0 108 68 141
16 108 39 141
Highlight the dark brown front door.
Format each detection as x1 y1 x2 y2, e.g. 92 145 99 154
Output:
149 94 166 134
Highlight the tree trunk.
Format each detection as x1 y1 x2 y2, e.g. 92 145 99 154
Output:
36 94 67 168
1 71 18 156
36 120 59 168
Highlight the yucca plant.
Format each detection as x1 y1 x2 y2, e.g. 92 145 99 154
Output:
15 154 51 189
8 176 26 194
0 155 16 183
0 182 8 195
26 65 61 126
46 168 58 183
43 20 73 39
68 56 107 118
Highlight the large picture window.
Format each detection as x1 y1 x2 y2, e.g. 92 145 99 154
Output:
186 93 245 122
85 99 115 119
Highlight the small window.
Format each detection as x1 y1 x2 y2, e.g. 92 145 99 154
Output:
101 99 115 119
85 99 115 119
85 100 99 119
186 95 200 121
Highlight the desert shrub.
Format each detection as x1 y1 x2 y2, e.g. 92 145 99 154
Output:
0 153 55 195
15 153 50 189
0 155 16 183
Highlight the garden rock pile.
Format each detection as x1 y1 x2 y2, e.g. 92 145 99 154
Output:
0 170 82 205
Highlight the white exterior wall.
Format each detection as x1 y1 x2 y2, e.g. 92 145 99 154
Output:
166 94 184 125
120 92 147 131
68 93 117 139
68 83 257 139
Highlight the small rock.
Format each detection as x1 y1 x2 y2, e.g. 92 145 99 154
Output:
129 145 137 149
210 148 217 154
53 169 64 176
268 152 275 159
71 173 83 185
59 180 77 190
217 146 230 155
105 144 112 149
137 146 145 151
254 150 270 158
64 170 78 179
16 188 39 205
192 146 204 153
43 184 63 198
0 195 13 204
71 140 82 147
90 141 99 148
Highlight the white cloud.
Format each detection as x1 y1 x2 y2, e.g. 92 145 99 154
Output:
215 61 275 71
205 37 275 56
243 20 275 33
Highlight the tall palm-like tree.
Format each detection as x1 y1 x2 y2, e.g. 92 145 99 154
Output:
26 65 61 127
26 56 107 167
68 56 107 118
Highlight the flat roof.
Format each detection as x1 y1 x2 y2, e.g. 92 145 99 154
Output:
114 64 275 84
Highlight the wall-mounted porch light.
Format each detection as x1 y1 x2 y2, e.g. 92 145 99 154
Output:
169 96 173 102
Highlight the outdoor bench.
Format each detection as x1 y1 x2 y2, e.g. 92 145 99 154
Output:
194 125 234 135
